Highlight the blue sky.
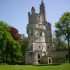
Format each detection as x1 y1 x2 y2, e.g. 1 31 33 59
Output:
0 0 70 37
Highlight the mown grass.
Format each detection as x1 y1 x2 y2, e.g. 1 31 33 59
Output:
0 63 70 70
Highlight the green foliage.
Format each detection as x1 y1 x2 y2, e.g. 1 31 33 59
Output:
55 12 70 62
21 37 29 55
55 12 70 39
53 38 68 50
0 21 22 63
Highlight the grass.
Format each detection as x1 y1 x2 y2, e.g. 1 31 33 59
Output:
0 63 70 70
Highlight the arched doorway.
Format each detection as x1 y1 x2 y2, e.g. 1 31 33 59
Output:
38 54 40 63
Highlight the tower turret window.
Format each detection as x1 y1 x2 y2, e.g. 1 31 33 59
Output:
31 29 33 36
39 46 40 48
41 29 42 31
38 54 40 59
31 32 33 36
39 16 40 18
40 32 42 36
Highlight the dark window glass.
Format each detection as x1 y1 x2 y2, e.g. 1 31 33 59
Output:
31 33 33 36
40 32 42 36
39 46 40 48
38 54 40 59
31 46 33 50
39 16 40 18
49 59 51 63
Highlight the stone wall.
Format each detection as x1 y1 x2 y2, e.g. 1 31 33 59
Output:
49 50 68 63
40 50 68 64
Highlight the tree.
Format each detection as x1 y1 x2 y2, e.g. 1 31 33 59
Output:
55 12 70 62
0 21 22 63
10 27 21 41
21 37 29 62
53 38 68 50
0 21 10 62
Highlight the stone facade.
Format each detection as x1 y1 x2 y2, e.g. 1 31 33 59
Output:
25 0 68 64
26 0 52 64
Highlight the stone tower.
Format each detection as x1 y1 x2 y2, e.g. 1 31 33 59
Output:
26 0 52 64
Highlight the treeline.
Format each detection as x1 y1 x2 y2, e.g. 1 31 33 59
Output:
54 12 70 62
0 21 28 64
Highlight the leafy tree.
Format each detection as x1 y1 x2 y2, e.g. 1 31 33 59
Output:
53 38 68 50
55 12 70 62
10 27 21 41
21 37 29 62
0 21 22 63
0 21 10 62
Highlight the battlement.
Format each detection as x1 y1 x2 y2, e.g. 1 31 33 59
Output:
28 1 46 24
28 12 44 24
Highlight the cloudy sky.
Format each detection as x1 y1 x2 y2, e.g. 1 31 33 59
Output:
0 0 70 37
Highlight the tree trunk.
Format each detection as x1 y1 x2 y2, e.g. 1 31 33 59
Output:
6 55 8 62
1 51 5 62
2 54 4 62
67 22 70 63
68 37 70 63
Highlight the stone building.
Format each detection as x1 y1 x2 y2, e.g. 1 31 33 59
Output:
25 0 68 64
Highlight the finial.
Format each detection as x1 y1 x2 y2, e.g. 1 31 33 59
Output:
31 7 35 14
31 7 35 10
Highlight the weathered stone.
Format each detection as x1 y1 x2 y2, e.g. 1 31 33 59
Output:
25 0 68 64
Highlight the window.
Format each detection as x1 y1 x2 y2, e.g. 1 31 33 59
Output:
39 46 40 48
31 32 33 36
31 30 33 36
31 46 33 50
49 59 51 63
48 47 49 49
39 16 40 18
40 32 42 36
39 16 40 21
41 29 42 31
38 54 40 63
38 54 40 59
30 28 33 36
48 57 52 64
38 60 40 63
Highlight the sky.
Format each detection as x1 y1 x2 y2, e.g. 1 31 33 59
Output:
0 0 70 37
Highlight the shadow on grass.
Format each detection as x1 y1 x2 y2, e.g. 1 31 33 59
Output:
0 61 63 66
32 63 62 66
0 61 25 65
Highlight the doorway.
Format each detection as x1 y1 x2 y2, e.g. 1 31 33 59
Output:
38 54 40 63
48 57 52 64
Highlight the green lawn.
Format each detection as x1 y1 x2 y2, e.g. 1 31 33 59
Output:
0 63 70 70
